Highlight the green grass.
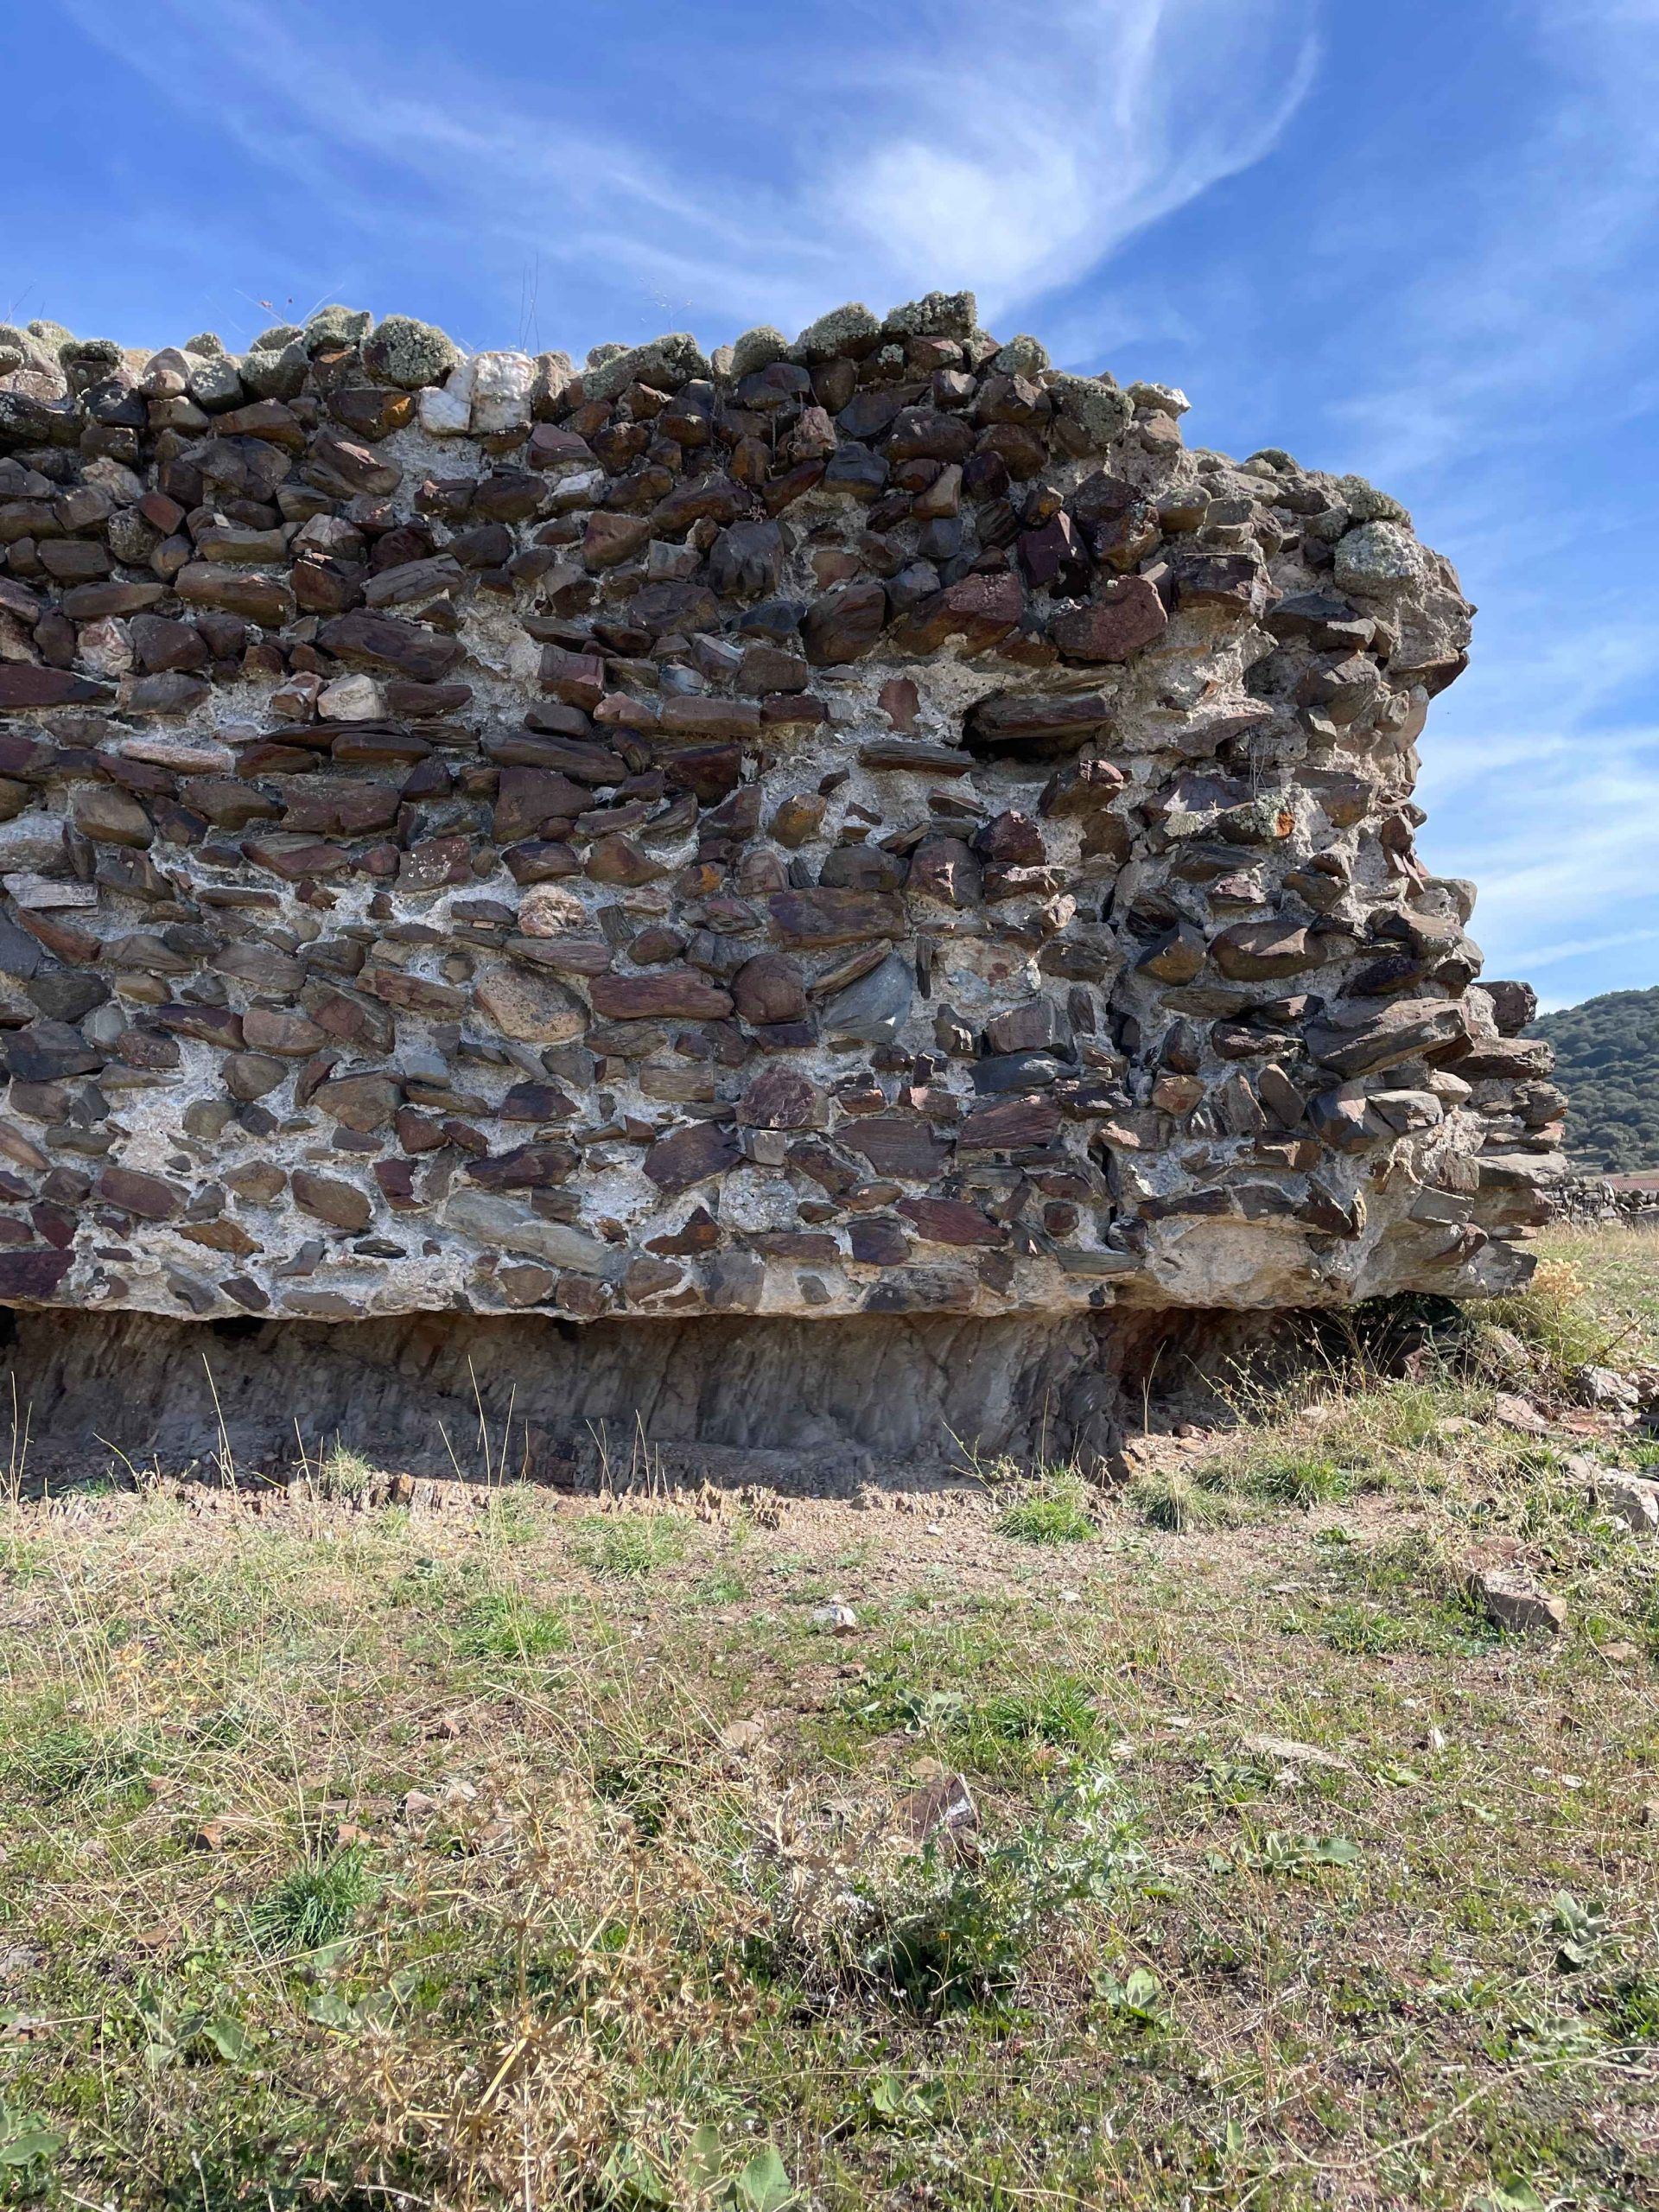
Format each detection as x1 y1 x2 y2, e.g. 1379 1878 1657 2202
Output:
1128 1467 1238 1531
245 1845 378 1955
0 1224 1656 2209
315 1442 381 1499
994 1478 1096 1544
452 1586 573 1659
0 1713 149 1803
841 1661 1103 1775
1230 1447 1356 1507
570 1508 690 1576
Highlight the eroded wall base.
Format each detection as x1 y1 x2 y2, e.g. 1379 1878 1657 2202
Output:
0 1306 1269 1487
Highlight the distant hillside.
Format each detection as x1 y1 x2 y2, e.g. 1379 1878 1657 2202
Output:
1529 986 1659 1173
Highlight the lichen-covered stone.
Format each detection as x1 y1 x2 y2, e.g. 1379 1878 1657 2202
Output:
302 304 373 355
364 314 460 391
994 334 1050 376
728 326 791 378
885 290 977 340
793 302 881 362
1333 519 1425 597
1046 372 1135 451
582 333 709 404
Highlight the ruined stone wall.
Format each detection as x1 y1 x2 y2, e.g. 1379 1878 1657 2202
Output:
0 291 1561 1338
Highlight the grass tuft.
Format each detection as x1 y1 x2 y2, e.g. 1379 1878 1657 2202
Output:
571 1508 690 1577
245 1845 377 1955
315 1442 380 1500
0 1716 149 1803
1128 1468 1236 1532
452 1587 572 1660
995 1476 1096 1545
1232 1448 1355 1508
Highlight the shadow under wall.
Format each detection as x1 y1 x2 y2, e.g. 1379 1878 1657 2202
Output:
0 1304 1278 1489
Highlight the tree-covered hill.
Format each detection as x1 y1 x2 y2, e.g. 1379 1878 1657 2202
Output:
1530 985 1659 1173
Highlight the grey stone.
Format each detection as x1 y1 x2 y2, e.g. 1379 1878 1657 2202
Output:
442 1189 619 1277
821 953 914 1045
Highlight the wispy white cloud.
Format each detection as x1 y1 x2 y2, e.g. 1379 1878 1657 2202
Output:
1320 0 1659 489
1514 927 1659 971
1420 723 1659 984
57 0 1319 343
1314 0 1659 1005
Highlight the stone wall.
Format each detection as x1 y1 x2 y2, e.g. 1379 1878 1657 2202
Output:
1550 1176 1659 1229
0 291 1561 1344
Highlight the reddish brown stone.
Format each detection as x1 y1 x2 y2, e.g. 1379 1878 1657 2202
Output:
737 1066 823 1130
467 1142 578 1190
893 569 1023 654
395 1106 447 1153
658 696 763 741
0 1249 73 1301
306 432 401 497
878 677 920 731
582 513 652 569
735 642 808 696
493 766 588 842
747 1230 839 1264
313 1073 401 1131
505 840 582 884
241 1007 327 1058
96 1166 181 1220
175 563 294 627
302 984 395 1053
1051 574 1168 662
802 581 887 665
963 691 1113 757
1210 919 1322 981
358 969 469 1018
374 1158 419 1210
907 836 982 908
849 1217 910 1265
767 888 906 948
731 953 807 1025
1018 512 1085 586
645 1205 721 1255
385 678 474 719
1171 553 1270 615
72 786 152 847
538 645 606 709
856 739 974 775
281 783 401 837
974 811 1046 866
588 970 734 1020
661 745 742 803
243 834 353 881
328 386 416 441
585 835 664 887
976 422 1049 479
317 611 461 683
0 665 112 709
644 1120 742 1195
291 1170 373 1231
957 1096 1062 1149
897 1197 1006 1245
840 1116 947 1179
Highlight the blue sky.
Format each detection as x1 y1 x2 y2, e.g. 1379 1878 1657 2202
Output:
6 0 1657 1012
